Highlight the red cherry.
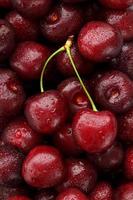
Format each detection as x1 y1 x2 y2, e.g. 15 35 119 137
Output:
78 21 123 62
99 0 133 9
114 182 133 200
8 195 31 200
124 148 133 180
0 0 12 8
22 145 64 188
73 109 117 153
56 188 88 200
25 90 68 134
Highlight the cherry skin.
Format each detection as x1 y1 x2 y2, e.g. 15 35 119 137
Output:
0 69 25 119
11 0 52 19
41 3 84 43
8 195 31 200
124 148 133 180
58 78 91 115
110 42 133 80
56 43 92 77
25 90 68 134
5 11 39 42
1 117 42 153
89 143 124 171
22 145 64 188
88 181 113 200
0 19 15 62
72 109 117 153
35 189 56 200
10 41 50 80
57 158 97 193
0 144 24 186
105 10 133 42
54 124 81 156
56 188 88 200
114 182 133 200
0 0 12 8
99 0 133 9
93 70 133 113
78 21 123 62
118 108 133 143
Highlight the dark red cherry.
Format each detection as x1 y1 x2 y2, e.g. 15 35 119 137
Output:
110 42 133 79
8 195 31 200
89 143 123 171
10 41 50 80
94 70 133 113
56 43 92 77
11 0 52 19
78 21 123 62
0 69 25 119
57 158 97 193
56 188 88 200
54 124 81 156
25 90 68 134
58 78 91 115
35 189 56 200
89 182 113 200
105 10 133 42
114 182 133 200
5 11 39 42
41 3 84 43
99 0 133 9
0 144 24 186
1 117 42 153
73 109 117 153
0 0 12 8
118 108 133 143
0 19 15 62
124 148 133 180
22 145 64 188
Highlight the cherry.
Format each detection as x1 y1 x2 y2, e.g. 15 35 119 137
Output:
0 0 12 8
110 42 133 80
5 11 39 42
54 124 82 156
10 41 50 80
62 0 87 3
88 181 113 200
8 195 31 200
58 78 91 115
35 189 56 200
93 70 133 113
78 21 123 62
104 10 133 42
56 188 88 200
40 3 83 43
89 143 124 171
99 0 133 9
0 69 25 119
114 182 133 200
124 147 133 180
11 0 52 19
72 109 117 153
56 43 92 77
0 144 24 186
0 19 15 62
57 158 97 193
1 117 42 153
22 145 64 188
118 108 133 143
25 90 68 134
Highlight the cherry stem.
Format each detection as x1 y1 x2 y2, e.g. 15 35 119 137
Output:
40 46 65 93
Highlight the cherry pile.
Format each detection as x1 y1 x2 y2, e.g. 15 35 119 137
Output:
0 0 133 200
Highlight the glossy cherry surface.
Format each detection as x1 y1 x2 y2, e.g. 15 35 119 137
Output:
78 21 123 62
114 182 133 200
10 41 50 80
22 145 64 188
25 90 68 134
73 109 117 153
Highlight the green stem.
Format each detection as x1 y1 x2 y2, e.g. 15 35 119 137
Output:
66 46 98 112
40 46 65 93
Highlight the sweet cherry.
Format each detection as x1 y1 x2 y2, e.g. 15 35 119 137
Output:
99 0 133 9
114 182 133 200
8 195 31 200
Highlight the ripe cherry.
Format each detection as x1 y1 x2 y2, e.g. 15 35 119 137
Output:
99 0 133 9
8 195 31 200
114 182 133 200
22 145 64 188
25 90 68 134
78 21 123 62
0 0 12 8
124 148 133 180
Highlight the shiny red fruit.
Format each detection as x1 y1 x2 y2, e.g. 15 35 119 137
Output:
99 0 133 9
114 182 133 200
